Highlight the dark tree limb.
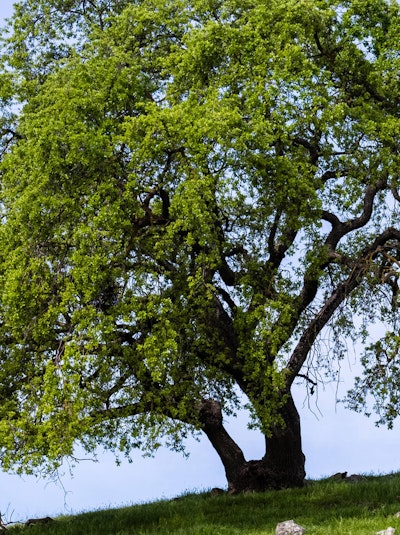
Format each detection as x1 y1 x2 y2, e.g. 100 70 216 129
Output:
199 399 247 481
391 186 400 203
272 178 390 355
325 178 387 251
267 210 298 269
285 227 400 386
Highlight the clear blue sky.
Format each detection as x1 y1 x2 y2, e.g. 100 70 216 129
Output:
0 0 398 524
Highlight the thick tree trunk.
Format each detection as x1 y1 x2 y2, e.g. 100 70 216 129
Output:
199 393 305 494
262 393 306 490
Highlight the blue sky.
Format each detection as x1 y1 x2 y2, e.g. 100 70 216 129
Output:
0 0 399 524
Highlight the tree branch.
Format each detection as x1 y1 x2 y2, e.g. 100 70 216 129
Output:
267 211 298 269
285 227 400 386
293 136 320 165
199 399 246 480
391 186 400 203
325 178 387 251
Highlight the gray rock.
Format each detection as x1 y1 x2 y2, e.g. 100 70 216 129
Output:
345 474 367 483
210 487 225 496
327 471 367 483
276 519 305 534
328 472 347 481
376 528 395 535
25 516 54 527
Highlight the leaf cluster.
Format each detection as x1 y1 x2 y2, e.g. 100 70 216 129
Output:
0 0 400 472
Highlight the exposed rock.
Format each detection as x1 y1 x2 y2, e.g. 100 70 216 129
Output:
327 472 367 483
344 474 367 483
210 487 225 496
276 519 305 534
376 528 396 535
328 472 347 481
25 516 53 527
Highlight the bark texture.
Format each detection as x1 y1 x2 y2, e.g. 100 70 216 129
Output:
199 393 305 493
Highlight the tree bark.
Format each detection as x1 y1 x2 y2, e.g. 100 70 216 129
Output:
199 393 305 494
261 393 306 489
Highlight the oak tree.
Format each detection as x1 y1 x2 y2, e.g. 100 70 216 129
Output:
0 0 400 492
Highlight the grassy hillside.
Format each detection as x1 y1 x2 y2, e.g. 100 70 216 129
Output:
8 473 400 534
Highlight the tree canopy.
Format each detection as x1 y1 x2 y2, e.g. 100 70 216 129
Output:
0 0 400 492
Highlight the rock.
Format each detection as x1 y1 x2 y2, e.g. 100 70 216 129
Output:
329 472 347 481
327 472 367 483
394 512 400 518
276 519 306 534
376 528 396 535
344 474 367 483
25 516 54 527
210 487 225 496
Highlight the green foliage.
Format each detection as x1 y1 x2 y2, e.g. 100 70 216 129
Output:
0 0 400 475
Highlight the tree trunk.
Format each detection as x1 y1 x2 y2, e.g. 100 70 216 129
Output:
261 393 306 490
199 393 305 494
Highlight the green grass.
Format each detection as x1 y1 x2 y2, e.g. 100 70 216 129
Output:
8 473 400 534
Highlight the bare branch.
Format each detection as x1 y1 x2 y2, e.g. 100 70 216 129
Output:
0 513 7 531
